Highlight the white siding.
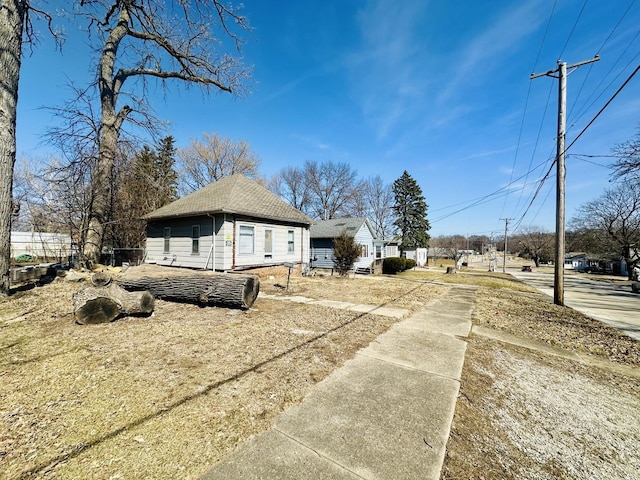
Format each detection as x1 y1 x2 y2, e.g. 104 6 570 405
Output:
353 224 375 269
234 220 308 268
145 214 310 271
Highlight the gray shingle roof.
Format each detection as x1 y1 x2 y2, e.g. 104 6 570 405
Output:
310 218 373 239
143 174 313 225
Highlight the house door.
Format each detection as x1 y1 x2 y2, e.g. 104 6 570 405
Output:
264 229 273 262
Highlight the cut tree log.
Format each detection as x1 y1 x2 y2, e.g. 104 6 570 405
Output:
74 283 155 325
119 273 260 309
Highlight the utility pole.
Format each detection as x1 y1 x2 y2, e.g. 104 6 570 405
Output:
531 55 600 306
500 218 511 273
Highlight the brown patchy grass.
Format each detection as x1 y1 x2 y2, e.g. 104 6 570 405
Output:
439 271 640 480
0 265 446 480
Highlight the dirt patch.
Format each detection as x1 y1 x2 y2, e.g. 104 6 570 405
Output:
441 287 640 480
0 265 446 480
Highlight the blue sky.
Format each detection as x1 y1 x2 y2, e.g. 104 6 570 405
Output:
16 0 640 238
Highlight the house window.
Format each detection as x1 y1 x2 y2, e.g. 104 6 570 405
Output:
288 230 295 253
192 225 200 254
361 244 368 257
239 225 254 254
163 227 171 253
375 245 382 259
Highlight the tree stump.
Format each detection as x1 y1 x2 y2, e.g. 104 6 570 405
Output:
632 282 640 294
446 266 457 274
73 283 155 325
119 273 260 309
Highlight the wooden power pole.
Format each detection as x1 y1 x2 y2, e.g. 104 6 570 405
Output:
531 55 599 306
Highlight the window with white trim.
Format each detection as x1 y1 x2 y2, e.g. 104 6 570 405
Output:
192 225 200 254
287 230 295 253
163 227 171 253
239 225 255 254
361 244 368 257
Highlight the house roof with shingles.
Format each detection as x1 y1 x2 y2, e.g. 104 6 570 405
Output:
310 218 375 239
143 174 313 225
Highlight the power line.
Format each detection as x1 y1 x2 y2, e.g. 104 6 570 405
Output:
558 0 589 59
514 62 640 230
567 63 640 151
500 0 558 220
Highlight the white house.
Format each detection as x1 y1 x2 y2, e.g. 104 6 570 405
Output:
143 175 313 271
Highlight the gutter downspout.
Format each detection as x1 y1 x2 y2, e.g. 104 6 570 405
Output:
207 213 216 271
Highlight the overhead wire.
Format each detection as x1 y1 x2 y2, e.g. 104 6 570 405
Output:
512 1 640 230
569 0 637 122
570 28 640 126
511 62 640 228
558 0 589 59
499 0 557 220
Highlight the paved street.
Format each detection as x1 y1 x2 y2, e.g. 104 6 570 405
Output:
509 268 640 341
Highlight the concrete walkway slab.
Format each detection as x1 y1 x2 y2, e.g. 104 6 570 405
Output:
273 355 460 480
359 326 467 379
259 293 410 319
403 310 472 337
347 304 410 318
203 429 360 480
201 285 476 480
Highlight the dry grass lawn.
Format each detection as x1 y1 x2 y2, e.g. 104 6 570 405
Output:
0 265 446 480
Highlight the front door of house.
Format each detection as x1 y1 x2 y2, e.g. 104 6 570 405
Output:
264 229 273 262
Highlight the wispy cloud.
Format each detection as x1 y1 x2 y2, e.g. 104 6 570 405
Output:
345 0 431 139
436 0 545 105
345 0 546 139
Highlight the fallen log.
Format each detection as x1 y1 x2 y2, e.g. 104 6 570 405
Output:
73 283 155 325
119 273 260 309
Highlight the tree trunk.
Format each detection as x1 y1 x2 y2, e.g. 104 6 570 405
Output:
119 273 260 309
83 6 131 267
0 1 26 295
73 283 155 325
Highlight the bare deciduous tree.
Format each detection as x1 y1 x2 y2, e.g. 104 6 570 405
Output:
572 182 640 280
72 0 251 266
611 127 640 180
432 235 467 269
0 1 59 292
345 175 394 239
1 1 28 293
269 166 312 214
305 160 359 220
177 132 260 194
514 226 554 267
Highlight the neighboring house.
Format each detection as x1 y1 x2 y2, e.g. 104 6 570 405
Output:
310 218 376 272
11 231 72 261
143 175 313 271
404 247 428 267
564 253 588 270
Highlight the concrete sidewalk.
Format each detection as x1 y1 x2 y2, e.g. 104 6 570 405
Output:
201 286 474 480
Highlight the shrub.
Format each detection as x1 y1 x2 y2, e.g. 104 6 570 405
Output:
383 257 405 274
332 231 361 276
405 258 416 270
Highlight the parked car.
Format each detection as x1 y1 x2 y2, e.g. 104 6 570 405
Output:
521 265 532 272
584 265 604 274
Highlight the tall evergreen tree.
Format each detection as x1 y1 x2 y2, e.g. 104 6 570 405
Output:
152 136 179 208
392 171 430 250
111 136 178 248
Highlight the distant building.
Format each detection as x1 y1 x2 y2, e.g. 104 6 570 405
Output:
11 231 72 261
